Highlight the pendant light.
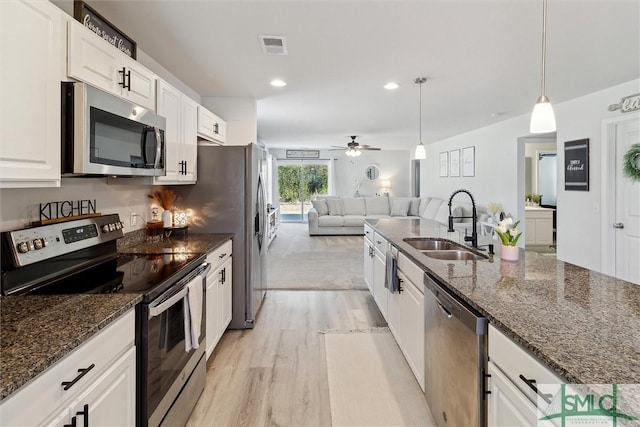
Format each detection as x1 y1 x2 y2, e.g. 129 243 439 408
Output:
530 0 556 133
414 77 427 159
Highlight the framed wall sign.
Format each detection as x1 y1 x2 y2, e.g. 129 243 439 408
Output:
462 146 475 177
285 150 320 159
449 149 460 177
564 139 589 191
74 1 137 58
439 152 448 177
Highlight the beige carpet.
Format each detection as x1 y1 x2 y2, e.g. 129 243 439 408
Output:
324 329 435 427
267 222 367 290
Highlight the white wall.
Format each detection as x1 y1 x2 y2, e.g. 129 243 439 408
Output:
201 97 257 146
267 149 412 198
421 79 640 272
0 178 151 232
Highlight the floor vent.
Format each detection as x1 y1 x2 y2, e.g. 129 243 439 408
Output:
259 35 288 55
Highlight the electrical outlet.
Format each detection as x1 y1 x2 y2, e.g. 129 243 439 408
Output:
130 212 137 226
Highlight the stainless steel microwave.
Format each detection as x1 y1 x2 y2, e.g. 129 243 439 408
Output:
62 82 165 177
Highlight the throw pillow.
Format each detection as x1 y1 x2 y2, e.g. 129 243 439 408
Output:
311 199 329 216
325 198 345 216
364 197 390 215
390 199 411 217
422 199 443 219
342 198 366 215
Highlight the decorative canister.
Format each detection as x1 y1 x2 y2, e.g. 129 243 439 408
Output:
500 245 519 262
162 209 173 228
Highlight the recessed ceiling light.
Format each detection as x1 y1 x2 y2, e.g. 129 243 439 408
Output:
384 82 399 90
270 79 287 87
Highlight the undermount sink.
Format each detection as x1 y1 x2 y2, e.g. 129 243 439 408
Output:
422 250 487 261
403 238 460 251
403 238 489 261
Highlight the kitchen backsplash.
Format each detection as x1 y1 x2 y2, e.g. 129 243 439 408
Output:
0 178 153 232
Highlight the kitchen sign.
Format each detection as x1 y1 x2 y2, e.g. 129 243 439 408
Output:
74 1 137 58
564 139 589 191
39 199 97 222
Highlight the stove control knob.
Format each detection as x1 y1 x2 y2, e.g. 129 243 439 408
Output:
33 238 44 250
109 224 116 231
120 221 125 229
17 241 30 253
115 222 122 230
102 225 110 233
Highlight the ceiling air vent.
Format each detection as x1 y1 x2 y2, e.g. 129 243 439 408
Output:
259 35 288 55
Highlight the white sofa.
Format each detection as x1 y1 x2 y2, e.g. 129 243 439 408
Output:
307 196 487 236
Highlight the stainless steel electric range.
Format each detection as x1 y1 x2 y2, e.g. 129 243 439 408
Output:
1 214 210 427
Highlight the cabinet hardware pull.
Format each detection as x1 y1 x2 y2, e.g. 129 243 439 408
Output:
119 67 127 87
483 371 492 398
76 404 89 427
64 416 77 427
222 268 226 284
613 222 625 229
518 374 552 404
126 70 131 91
376 240 382 244
397 277 403 293
61 364 95 391
219 253 226 259
214 123 219 135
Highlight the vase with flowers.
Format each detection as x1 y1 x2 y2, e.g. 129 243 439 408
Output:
495 217 522 261
148 188 179 228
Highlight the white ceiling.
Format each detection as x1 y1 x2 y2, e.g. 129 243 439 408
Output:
88 0 639 151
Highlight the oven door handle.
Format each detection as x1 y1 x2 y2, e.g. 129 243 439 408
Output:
148 286 189 319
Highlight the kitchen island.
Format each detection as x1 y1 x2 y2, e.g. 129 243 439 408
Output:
368 218 640 386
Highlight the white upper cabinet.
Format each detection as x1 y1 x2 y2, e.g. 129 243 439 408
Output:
197 105 226 144
154 80 198 184
0 0 63 188
67 20 156 110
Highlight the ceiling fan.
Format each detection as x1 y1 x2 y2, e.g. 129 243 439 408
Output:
329 136 381 157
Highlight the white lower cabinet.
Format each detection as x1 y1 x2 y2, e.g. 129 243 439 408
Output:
205 239 233 359
487 324 565 426
363 238 374 293
487 361 538 427
0 310 136 426
399 269 425 391
363 230 425 391
373 247 388 320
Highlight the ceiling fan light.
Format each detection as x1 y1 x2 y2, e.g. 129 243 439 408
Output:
415 142 426 160
530 96 556 133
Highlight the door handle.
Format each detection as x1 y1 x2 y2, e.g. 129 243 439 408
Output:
613 223 625 229
518 375 553 404
61 364 95 391
437 302 453 318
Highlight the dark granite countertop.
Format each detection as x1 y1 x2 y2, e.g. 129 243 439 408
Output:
367 218 640 385
0 294 141 401
118 232 233 255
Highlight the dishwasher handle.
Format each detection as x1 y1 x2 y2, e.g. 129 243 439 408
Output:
424 272 487 336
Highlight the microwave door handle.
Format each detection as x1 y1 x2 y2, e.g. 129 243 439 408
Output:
148 286 189 319
141 126 152 167
154 127 162 169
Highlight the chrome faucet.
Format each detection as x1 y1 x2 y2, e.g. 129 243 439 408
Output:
447 189 478 249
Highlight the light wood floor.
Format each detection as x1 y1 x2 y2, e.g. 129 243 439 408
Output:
186 290 387 427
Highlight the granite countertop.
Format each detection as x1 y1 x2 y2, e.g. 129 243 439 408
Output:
119 232 233 255
0 294 141 401
367 218 640 385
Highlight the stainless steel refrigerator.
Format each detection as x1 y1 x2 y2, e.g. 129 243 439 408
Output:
174 143 267 329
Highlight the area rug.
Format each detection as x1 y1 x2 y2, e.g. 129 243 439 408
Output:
323 328 435 427
266 222 367 290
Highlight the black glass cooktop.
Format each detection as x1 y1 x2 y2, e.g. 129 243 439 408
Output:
25 253 204 300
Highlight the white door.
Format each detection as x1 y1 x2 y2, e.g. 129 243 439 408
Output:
615 119 640 284
487 362 539 427
155 80 181 183
181 96 199 182
218 257 233 332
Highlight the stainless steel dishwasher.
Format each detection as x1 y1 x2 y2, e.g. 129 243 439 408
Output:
424 273 488 427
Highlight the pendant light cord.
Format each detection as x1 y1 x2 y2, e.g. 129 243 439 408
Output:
540 0 547 96
419 81 422 143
